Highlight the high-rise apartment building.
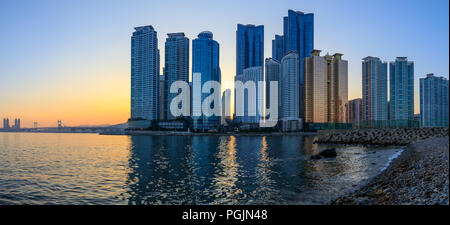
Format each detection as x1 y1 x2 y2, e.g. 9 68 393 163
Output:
420 73 449 127
304 50 348 123
304 50 327 123
280 52 300 121
362 56 388 127
191 31 221 131
389 57 414 127
236 24 264 76
328 53 348 123
130 26 160 122
165 33 189 120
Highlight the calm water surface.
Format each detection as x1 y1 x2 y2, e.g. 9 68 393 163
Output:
0 132 401 205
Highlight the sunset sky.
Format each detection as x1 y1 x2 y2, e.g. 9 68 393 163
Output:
1 0 448 127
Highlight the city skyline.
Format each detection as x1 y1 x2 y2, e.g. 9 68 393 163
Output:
1 0 449 127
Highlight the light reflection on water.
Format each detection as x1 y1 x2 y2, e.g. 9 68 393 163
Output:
0 132 401 205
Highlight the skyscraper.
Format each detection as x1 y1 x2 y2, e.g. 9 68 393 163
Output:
304 50 328 123
130 26 160 122
265 58 281 110
192 31 221 131
362 56 388 127
280 52 299 121
272 35 284 62
236 24 264 76
328 53 348 123
165 32 189 120
389 57 414 127
283 10 314 119
304 50 348 123
420 73 449 127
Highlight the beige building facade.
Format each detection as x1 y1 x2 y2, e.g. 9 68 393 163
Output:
304 50 348 123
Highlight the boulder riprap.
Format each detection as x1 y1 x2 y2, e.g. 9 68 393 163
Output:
332 137 449 205
313 127 449 146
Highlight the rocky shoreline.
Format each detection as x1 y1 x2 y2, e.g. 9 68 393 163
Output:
332 137 449 205
314 127 449 145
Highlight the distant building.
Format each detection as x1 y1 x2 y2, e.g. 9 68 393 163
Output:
130 26 160 125
159 73 166 120
165 32 189 120
191 31 221 131
221 89 232 126
362 56 388 127
236 24 264 75
3 118 9 129
272 35 284 62
283 10 314 119
13 118 20 129
304 50 348 123
389 57 414 127
347 98 362 128
420 73 449 127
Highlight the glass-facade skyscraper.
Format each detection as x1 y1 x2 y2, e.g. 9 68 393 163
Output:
272 35 284 62
192 31 221 131
164 33 189 120
389 57 414 127
283 10 314 119
236 24 264 76
280 52 299 121
131 26 160 121
362 56 388 127
420 73 449 127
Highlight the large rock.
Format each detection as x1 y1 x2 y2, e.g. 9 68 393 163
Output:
320 148 337 158
311 148 337 160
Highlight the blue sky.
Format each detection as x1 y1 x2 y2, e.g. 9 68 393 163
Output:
0 0 448 127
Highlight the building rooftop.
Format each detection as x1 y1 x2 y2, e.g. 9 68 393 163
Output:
167 32 186 38
311 49 322 56
134 25 154 31
198 31 213 39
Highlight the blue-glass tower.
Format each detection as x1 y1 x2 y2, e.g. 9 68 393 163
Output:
236 24 264 76
192 31 221 131
420 74 449 127
389 57 414 127
283 10 314 119
272 35 284 62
